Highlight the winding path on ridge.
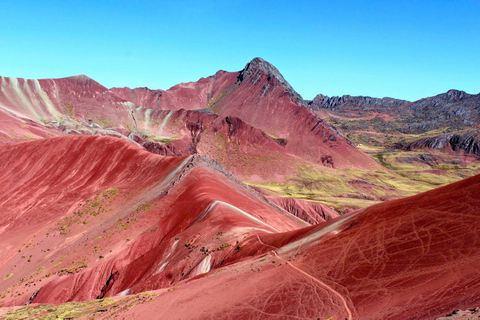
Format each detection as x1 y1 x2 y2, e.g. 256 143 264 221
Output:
256 235 354 320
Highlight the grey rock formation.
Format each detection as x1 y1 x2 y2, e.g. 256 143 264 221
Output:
407 131 480 155
238 57 306 107
310 89 480 134
309 94 408 111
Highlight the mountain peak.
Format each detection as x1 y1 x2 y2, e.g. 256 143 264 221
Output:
241 57 287 84
54 74 108 91
60 74 94 81
437 89 468 101
238 57 305 106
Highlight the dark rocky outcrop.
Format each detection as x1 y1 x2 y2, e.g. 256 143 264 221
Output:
309 94 408 111
397 90 480 133
238 57 306 107
310 89 480 134
407 132 480 156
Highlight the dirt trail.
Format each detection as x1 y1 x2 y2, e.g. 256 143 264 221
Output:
256 235 353 320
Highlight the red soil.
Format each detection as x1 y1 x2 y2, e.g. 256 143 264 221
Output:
0 135 478 319
265 173 480 319
0 135 303 307
113 171 480 319
267 196 340 224
0 109 61 144
0 75 136 133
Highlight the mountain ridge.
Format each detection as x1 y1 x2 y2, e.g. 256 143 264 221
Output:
1 58 480 319
0 57 478 208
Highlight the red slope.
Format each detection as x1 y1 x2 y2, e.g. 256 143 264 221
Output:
304 174 480 319
131 58 383 170
1 60 383 172
0 75 135 130
114 172 480 319
0 135 185 230
110 70 237 111
0 109 62 145
267 196 340 224
0 135 304 307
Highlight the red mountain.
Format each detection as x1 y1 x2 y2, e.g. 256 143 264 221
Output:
0 59 384 172
111 58 381 170
0 60 395 212
0 75 134 127
0 135 479 319
1 59 479 319
104 168 480 320
0 135 304 307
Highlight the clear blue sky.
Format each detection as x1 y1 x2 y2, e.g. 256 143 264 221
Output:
1 0 479 101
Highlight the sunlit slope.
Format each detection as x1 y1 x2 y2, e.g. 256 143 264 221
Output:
2 138 480 319
0 135 303 307
113 171 480 319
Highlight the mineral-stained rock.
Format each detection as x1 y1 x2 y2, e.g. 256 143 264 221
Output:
407 131 480 155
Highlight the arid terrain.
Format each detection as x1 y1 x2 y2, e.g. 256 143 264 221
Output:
0 58 479 319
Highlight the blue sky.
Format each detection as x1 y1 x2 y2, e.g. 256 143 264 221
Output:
0 0 479 101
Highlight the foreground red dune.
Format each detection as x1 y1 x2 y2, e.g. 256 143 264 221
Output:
112 169 480 319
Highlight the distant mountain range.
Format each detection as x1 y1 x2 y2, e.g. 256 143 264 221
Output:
310 89 480 133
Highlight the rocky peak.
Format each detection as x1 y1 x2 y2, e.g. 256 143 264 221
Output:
239 58 287 84
437 89 468 101
237 57 306 107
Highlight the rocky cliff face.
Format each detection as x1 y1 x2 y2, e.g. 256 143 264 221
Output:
309 94 408 111
237 57 306 107
398 90 480 133
407 131 480 155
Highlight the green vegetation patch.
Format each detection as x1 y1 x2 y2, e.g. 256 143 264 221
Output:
55 188 120 234
95 116 113 129
0 291 158 319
